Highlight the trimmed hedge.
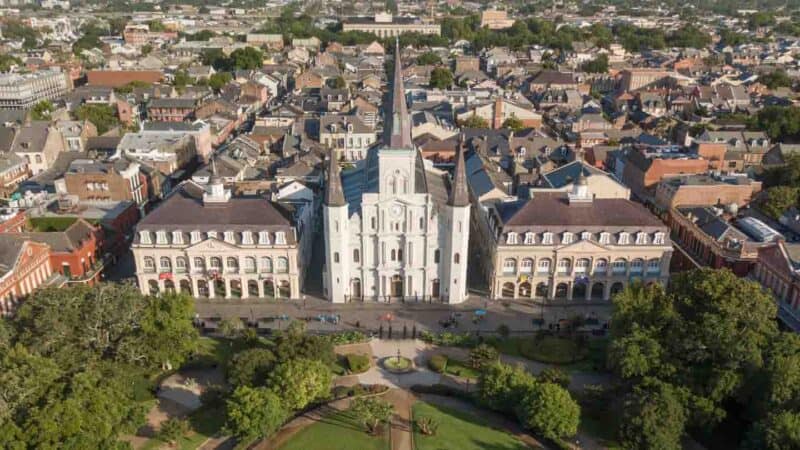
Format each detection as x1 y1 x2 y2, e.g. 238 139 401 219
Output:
428 354 448 373
346 353 370 374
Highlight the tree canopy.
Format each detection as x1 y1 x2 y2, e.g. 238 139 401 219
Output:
608 270 791 448
0 284 197 448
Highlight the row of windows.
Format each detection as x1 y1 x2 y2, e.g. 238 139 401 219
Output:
505 230 666 246
501 257 661 275
143 255 290 274
333 249 457 264
139 229 288 246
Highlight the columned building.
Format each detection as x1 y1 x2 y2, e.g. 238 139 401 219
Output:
484 175 673 301
132 167 304 300
342 13 440 37
323 41 469 304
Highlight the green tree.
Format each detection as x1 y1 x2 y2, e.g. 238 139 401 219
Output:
330 75 347 89
229 47 264 70
350 397 394 435
581 54 609 73
761 186 799 219
172 70 193 89
459 115 490 129
267 358 332 410
468 343 499 370
501 115 525 133
759 70 793 90
744 411 800 450
208 72 232 92
516 382 580 441
141 44 153 56
158 417 189 445
429 67 453 89
225 386 287 441
477 361 536 414
0 54 22 72
416 51 442 66
538 367 571 389
610 270 782 446
13 284 196 372
30 100 54 121
620 378 688 450
227 348 276 387
666 25 712 48
75 104 119 135
148 20 166 32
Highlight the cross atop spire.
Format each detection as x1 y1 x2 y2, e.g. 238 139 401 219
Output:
385 38 413 149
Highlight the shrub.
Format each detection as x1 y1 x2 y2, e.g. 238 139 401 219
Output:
539 367 571 389
409 384 473 401
419 331 479 347
346 353 370 373
477 361 536 414
516 382 580 441
469 344 499 369
328 330 368 345
496 324 511 339
429 354 448 373
159 417 190 445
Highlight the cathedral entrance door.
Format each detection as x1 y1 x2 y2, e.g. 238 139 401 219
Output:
390 275 403 298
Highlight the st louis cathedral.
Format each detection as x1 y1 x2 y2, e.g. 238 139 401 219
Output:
323 41 471 304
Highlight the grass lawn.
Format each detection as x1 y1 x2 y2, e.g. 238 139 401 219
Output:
278 410 389 450
442 358 481 379
185 336 254 370
412 402 528 450
493 335 595 366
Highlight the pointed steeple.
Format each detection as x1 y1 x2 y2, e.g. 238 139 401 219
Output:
385 38 413 149
449 135 469 207
324 150 346 207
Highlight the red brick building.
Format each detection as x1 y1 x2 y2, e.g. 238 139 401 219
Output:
14 219 102 284
754 241 800 332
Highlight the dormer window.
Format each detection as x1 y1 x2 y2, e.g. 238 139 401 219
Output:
599 232 611 244
542 232 553 245
259 231 271 245
156 230 168 245
224 231 235 244
172 231 183 245
653 232 665 245
618 232 630 245
562 232 574 245
190 230 201 244
242 231 253 245
524 232 535 244
581 231 592 241
139 230 152 244
636 232 649 245
275 231 286 245
506 232 518 245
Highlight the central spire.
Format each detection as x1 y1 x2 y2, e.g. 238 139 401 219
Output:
385 38 413 149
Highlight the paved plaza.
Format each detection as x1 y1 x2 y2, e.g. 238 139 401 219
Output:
193 294 613 334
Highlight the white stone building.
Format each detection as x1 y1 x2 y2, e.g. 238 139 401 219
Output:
132 168 307 301
323 42 470 304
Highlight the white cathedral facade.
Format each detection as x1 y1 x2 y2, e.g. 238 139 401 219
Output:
322 42 471 304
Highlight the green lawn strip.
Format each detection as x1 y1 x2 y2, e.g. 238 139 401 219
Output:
412 401 528 450
492 336 609 369
442 358 481 379
277 409 389 450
